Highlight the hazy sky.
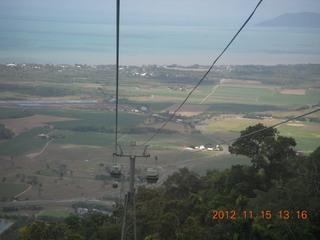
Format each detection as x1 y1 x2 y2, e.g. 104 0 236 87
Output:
121 0 320 24
1 0 320 25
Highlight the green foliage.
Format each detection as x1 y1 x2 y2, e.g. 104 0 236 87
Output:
18 220 75 240
0 83 80 98
229 123 297 187
0 107 33 119
0 124 14 139
17 214 120 240
163 168 202 200
134 130 319 239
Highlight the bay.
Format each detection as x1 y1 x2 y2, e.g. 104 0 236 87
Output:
0 16 319 65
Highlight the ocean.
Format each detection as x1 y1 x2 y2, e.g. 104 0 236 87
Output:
0 17 320 66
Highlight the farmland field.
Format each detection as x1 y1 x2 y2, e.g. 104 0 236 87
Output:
39 210 72 218
0 183 29 200
0 64 319 215
0 127 52 156
206 117 320 153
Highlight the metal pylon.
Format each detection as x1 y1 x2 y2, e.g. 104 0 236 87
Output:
114 141 150 240
121 191 137 240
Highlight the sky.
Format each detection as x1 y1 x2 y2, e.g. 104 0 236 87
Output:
121 0 320 25
1 0 320 25
0 0 319 65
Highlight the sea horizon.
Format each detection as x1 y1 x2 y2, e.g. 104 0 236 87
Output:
1 17 320 66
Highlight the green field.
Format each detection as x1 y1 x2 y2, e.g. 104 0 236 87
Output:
124 82 320 109
206 117 320 153
191 155 251 175
0 107 33 119
0 183 28 200
39 210 72 218
0 63 319 205
0 127 52 156
30 108 147 129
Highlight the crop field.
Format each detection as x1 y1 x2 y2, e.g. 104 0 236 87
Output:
271 107 320 119
0 64 319 212
162 104 211 116
123 81 320 111
30 108 147 129
0 127 52 156
0 114 78 135
39 210 72 218
201 84 320 107
206 117 320 153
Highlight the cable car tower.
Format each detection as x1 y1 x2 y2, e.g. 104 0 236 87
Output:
114 141 150 240
112 2 151 239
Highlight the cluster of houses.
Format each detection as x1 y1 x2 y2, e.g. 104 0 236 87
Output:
75 207 110 216
184 145 222 151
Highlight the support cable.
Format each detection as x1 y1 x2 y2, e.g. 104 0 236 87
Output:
161 108 320 168
219 108 320 145
115 0 120 153
144 0 264 145
172 108 320 158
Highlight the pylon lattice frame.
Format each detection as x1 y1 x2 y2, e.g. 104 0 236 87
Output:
114 141 150 240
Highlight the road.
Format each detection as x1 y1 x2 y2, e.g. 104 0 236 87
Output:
0 197 114 208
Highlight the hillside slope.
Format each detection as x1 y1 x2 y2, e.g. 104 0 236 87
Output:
257 12 320 28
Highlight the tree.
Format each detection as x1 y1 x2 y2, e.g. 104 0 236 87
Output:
18 220 74 240
229 124 296 185
229 123 278 160
0 124 14 139
163 167 202 199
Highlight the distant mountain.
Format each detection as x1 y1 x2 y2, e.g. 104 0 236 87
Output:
257 12 320 28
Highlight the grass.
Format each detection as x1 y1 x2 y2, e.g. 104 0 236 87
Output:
30 108 147 129
206 118 320 153
39 210 71 218
36 168 60 177
51 131 115 147
0 182 29 200
202 85 320 107
113 81 319 112
0 127 52 156
119 133 217 151
271 107 320 121
0 107 33 119
207 103 281 113
191 155 251 175
0 108 148 156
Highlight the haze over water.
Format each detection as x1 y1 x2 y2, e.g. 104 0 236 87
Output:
0 0 319 66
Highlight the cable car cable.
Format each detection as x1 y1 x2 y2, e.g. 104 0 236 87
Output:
143 0 264 145
174 108 320 157
115 0 120 153
219 108 320 145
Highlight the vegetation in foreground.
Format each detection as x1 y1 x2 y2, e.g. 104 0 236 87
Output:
6 124 319 240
